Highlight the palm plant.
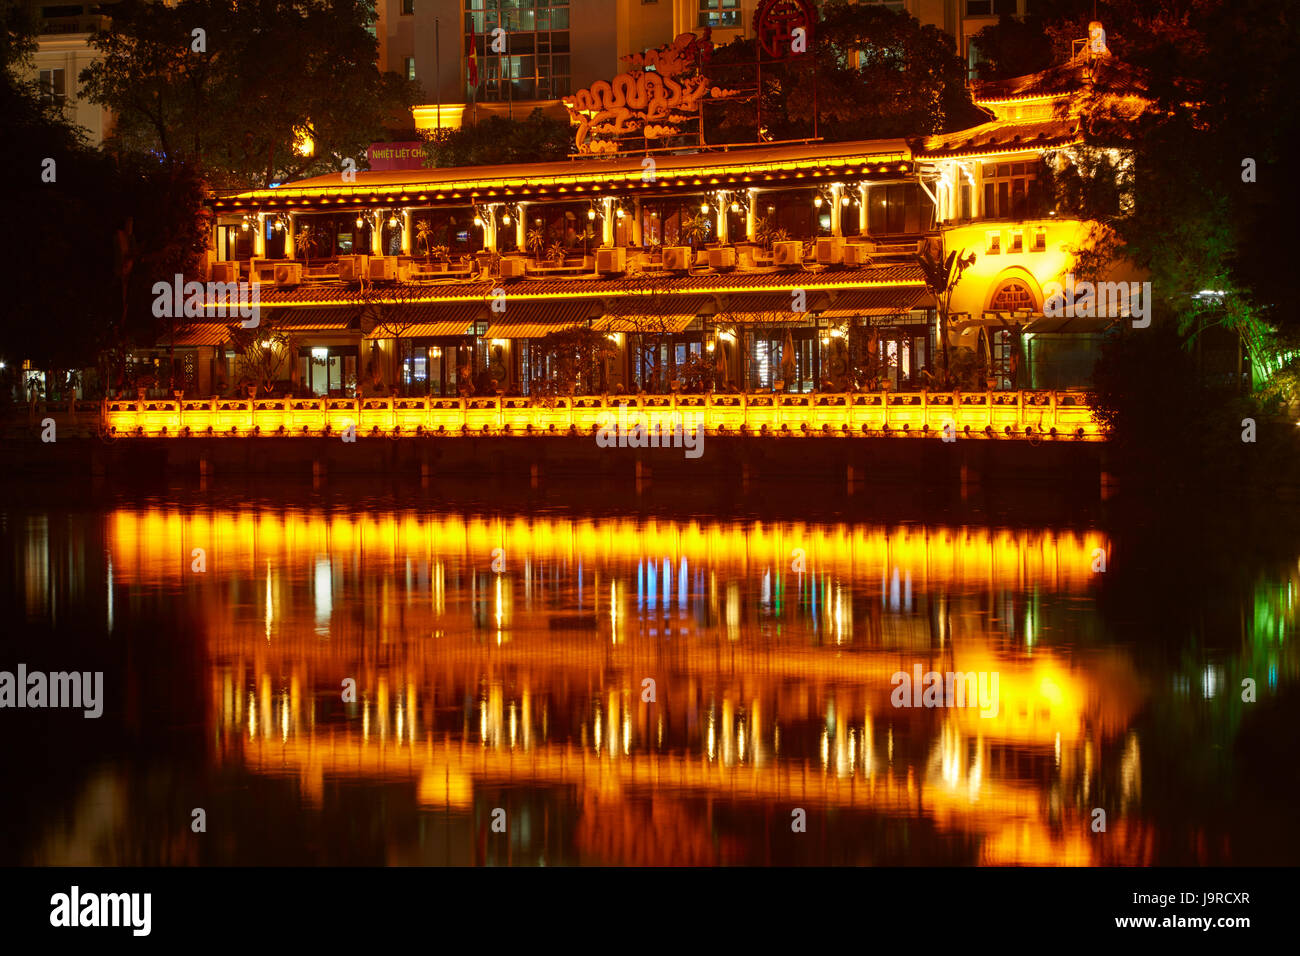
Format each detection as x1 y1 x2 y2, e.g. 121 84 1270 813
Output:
526 227 546 264
680 212 711 250
919 242 977 383
415 220 435 261
296 225 320 267
546 241 566 264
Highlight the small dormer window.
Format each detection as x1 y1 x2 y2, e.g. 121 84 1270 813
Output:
987 232 1001 254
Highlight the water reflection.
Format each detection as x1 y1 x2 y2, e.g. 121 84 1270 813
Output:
5 506 1299 865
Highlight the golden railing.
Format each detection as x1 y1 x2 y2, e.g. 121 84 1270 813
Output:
101 390 1102 440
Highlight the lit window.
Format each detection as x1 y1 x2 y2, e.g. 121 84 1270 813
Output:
986 232 1001 254
39 68 66 107
1032 228 1047 252
405 57 416 81
467 0 571 102
981 161 1042 220
989 281 1037 312
699 0 740 29
1009 230 1023 253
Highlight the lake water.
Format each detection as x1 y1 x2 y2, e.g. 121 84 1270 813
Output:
2 481 1297 865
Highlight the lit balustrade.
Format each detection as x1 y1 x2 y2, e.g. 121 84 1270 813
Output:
102 390 1103 440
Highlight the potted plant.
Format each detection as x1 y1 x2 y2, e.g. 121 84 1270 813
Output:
526 227 546 264
296 225 319 268
546 241 566 266
680 211 711 251
415 220 435 264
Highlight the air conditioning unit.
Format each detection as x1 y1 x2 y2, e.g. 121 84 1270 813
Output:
843 243 876 267
816 237 845 264
273 262 303 287
368 256 400 281
662 246 692 271
708 247 736 270
772 240 804 266
337 255 369 282
209 261 240 283
596 247 626 274
499 256 528 278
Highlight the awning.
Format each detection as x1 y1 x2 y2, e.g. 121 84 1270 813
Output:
1023 316 1120 335
267 308 359 331
364 302 492 339
158 323 234 347
820 287 930 318
717 291 830 323
592 294 712 333
483 298 602 338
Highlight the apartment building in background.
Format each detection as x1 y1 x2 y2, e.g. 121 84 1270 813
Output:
22 1 114 145
14 0 1044 146
381 0 1046 133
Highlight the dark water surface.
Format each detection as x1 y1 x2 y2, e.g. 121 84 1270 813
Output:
2 479 1297 866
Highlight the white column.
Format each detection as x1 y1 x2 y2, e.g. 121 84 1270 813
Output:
402 210 413 256
254 213 266 258
284 214 296 258
632 198 643 246
859 184 869 235
601 197 614 246
746 189 758 242
717 193 730 244
370 213 382 255
830 183 843 237
516 202 528 251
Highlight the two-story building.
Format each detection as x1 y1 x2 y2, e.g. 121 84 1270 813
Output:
149 23 1143 402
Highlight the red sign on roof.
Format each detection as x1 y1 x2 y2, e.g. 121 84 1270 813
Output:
367 142 426 172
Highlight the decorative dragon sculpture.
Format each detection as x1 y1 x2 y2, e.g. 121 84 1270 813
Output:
562 31 738 155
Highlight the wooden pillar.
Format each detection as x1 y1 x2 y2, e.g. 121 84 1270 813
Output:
516 202 528 252
402 209 413 256
632 198 643 246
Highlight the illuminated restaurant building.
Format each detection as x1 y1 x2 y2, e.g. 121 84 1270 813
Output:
164 22 1143 406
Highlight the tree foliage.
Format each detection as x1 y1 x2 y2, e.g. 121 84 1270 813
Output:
981 1 1300 395
80 0 418 188
423 109 571 168
705 1 982 144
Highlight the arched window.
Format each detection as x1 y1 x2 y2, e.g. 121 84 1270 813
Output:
989 280 1037 313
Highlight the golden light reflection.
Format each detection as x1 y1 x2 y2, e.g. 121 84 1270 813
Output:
91 505 1169 864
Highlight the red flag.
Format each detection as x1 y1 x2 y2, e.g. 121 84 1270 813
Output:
468 18 479 89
